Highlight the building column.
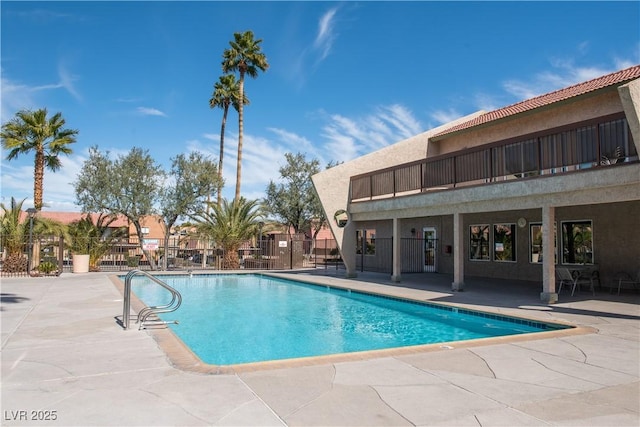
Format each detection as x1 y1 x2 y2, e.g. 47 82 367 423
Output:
452 212 465 291
391 217 401 282
540 205 558 303
342 222 358 278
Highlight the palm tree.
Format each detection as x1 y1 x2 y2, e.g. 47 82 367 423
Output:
1 109 78 211
193 197 262 269
66 213 129 271
221 30 269 201
209 73 249 207
0 197 65 273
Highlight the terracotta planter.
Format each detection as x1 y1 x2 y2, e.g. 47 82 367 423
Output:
72 254 90 273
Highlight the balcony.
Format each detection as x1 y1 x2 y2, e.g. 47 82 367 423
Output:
350 114 638 203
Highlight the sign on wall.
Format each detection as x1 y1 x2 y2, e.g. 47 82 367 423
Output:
143 239 159 250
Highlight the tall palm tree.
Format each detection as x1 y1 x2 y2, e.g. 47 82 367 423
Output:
209 73 249 207
1 108 78 211
221 30 269 201
193 197 262 269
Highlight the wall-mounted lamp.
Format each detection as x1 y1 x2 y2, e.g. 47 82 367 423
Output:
410 228 416 235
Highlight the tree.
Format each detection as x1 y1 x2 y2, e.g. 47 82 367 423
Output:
262 152 327 238
158 152 220 270
74 146 165 270
221 30 269 201
1 108 78 211
0 197 65 273
209 74 248 207
192 197 262 269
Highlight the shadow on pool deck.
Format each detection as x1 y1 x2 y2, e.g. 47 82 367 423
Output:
288 268 640 320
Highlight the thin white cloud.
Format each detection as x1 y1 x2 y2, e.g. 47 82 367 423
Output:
1 66 82 122
476 48 640 110
0 79 57 121
7 8 82 23
379 105 423 139
136 107 167 117
115 97 142 103
320 104 423 162
502 56 619 101
314 8 338 62
267 127 317 155
288 6 340 89
58 62 82 102
473 94 500 113
189 132 286 202
430 108 463 126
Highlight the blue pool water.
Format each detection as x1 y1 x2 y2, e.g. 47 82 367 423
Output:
130 274 567 365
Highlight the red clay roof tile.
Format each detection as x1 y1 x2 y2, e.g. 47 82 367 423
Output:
18 211 129 227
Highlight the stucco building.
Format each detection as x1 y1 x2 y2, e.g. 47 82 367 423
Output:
312 65 640 303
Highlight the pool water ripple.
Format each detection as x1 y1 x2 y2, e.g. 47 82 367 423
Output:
130 274 566 365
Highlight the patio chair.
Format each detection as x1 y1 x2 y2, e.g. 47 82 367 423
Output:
556 267 594 296
612 269 640 295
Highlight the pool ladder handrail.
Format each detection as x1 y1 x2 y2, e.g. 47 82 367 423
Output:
122 269 182 330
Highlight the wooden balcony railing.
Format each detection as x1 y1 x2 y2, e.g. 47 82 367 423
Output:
350 114 638 202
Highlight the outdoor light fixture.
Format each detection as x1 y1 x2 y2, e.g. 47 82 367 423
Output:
26 208 37 274
334 210 348 228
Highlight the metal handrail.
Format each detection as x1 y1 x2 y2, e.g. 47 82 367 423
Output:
122 269 182 330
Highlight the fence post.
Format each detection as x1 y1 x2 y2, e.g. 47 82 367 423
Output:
289 238 293 269
58 237 64 276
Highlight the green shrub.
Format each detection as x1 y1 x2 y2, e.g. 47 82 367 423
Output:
38 261 57 274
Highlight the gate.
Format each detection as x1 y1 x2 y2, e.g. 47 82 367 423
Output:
355 237 439 274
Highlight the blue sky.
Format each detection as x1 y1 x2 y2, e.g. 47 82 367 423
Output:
2 1 639 212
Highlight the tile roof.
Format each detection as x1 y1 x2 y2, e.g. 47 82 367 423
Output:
432 64 640 139
19 211 129 227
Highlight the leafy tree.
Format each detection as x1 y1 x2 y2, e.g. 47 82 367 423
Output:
74 146 165 269
1 108 78 211
192 197 262 269
158 152 221 270
209 74 248 207
222 30 269 201
263 152 327 238
66 213 129 271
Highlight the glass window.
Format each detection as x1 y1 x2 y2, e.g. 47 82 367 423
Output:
530 223 558 264
561 220 593 264
493 224 516 262
356 229 376 255
530 224 543 263
469 225 490 261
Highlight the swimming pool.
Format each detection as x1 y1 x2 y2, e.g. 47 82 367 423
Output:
129 274 569 366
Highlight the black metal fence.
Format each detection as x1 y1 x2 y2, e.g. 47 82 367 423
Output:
355 237 439 274
0 233 344 276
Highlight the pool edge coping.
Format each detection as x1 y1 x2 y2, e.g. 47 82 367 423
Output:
109 273 597 375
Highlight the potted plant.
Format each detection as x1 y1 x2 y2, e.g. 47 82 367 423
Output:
66 213 128 272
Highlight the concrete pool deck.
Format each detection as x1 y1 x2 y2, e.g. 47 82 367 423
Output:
1 270 639 426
